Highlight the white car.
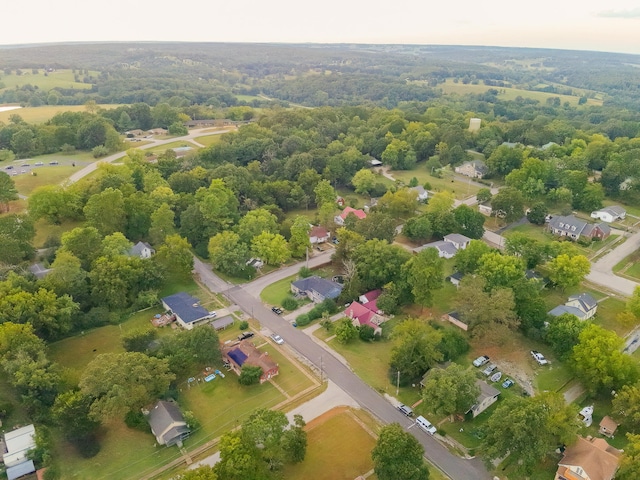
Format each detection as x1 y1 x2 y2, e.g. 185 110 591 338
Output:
270 334 284 345
416 416 437 435
531 350 549 365
473 355 490 367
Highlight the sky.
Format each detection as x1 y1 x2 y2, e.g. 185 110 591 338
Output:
2 0 640 55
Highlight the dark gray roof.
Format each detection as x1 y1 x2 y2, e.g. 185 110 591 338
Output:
447 311 462 321
162 292 209 324
525 269 543 281
477 380 500 401
6 460 35 480
292 276 343 299
548 215 588 234
568 293 598 312
414 240 458 256
148 400 188 443
598 206 626 217
211 316 234 330
28 262 52 279
548 305 587 319
448 272 464 282
129 241 153 257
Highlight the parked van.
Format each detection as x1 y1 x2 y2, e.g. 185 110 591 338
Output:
397 403 413 417
415 416 437 435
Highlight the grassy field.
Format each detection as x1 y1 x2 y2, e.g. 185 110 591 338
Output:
391 167 482 200
260 274 298 306
0 104 121 123
145 140 202 154
0 69 97 91
194 134 223 147
283 408 376 480
535 362 575 393
436 79 602 107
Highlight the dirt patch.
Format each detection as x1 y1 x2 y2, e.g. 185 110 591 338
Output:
470 340 536 396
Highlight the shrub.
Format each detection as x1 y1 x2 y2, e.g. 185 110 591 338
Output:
92 145 109 158
577 236 592 247
125 410 150 432
295 314 311 327
238 320 249 330
359 324 376 341
299 266 313 278
282 297 298 311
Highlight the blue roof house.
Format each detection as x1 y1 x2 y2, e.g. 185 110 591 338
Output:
291 276 343 303
162 292 212 330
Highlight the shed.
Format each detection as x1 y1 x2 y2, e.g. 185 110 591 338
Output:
210 316 234 331
6 460 36 480
599 416 619 438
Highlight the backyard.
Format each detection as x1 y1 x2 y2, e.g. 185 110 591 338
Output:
390 167 482 200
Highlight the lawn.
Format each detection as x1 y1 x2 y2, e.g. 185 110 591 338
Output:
145 140 202 154
502 222 555 243
535 363 574 393
0 69 97 91
194 134 223 147
0 104 120 124
283 408 376 480
391 167 481 200
257 342 316 395
260 274 297 307
593 297 629 336
13 165 77 195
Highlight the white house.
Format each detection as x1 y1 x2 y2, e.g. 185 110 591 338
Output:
590 206 626 223
548 293 598 321
309 226 330 244
413 241 458 259
444 233 471 250
411 185 429 202
129 241 154 259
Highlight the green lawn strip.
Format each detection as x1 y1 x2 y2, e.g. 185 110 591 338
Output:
283 410 376 480
534 363 574 393
13 165 76 195
260 274 298 306
193 134 223 147
144 140 201 154
593 297 629 336
0 70 96 91
391 168 481 200
0 104 120 124
623 262 640 280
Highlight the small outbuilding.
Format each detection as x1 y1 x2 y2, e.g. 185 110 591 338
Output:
599 416 619 438
3 424 36 468
6 460 36 480
210 315 234 331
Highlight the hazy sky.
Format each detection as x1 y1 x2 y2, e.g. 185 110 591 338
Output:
2 0 640 55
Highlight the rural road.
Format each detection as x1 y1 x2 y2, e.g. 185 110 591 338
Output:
194 260 492 480
586 229 640 296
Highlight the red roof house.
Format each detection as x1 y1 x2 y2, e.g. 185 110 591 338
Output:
335 207 367 225
309 226 330 244
359 289 381 304
346 301 384 334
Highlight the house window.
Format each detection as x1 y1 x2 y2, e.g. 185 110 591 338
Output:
559 222 564 227
571 226 576 231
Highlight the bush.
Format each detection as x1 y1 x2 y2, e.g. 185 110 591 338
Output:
437 328 470 361
282 297 298 311
577 236 593 247
299 266 313 278
125 410 150 432
0 400 14 419
92 145 109 158
295 314 311 327
359 324 376 341
238 320 249 330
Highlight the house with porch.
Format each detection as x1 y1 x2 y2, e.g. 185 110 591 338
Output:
161 292 214 330
147 400 191 447
291 276 343 303
548 215 610 241
309 226 330 244
555 436 620 480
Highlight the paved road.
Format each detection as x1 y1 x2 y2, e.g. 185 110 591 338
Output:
586 229 640 296
194 261 491 480
66 128 232 184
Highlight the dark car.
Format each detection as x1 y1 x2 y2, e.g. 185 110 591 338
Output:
5 165 13 170
271 307 283 315
238 331 255 341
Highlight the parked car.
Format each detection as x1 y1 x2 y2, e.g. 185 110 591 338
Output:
21 163 29 167
502 378 515 389
271 307 283 315
5 165 13 170
49 161 59 165
530 350 549 365
482 363 497 376
416 415 437 435
473 355 490 367
238 331 254 341
34 162 44 166
270 334 284 345
208 311 217 318
397 404 413 417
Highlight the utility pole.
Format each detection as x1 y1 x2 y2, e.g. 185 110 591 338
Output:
396 370 400 396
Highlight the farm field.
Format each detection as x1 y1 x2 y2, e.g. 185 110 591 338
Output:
436 79 603 106
0 104 121 123
0 69 97 90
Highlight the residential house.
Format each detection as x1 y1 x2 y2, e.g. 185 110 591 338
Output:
599 416 619 438
309 226 330 244
590 206 626 223
359 289 381 305
28 262 52 279
525 269 548 288
334 207 367 226
442 311 468 331
246 257 264 269
548 215 611 241
369 158 383 167
2 425 36 468
222 340 279 383
447 272 464 288
413 241 458 259
555 436 621 480
548 293 598 321
147 400 191 447
346 301 384 335
291 276 343 303
161 292 213 330
444 233 471 250
467 380 500 417
129 241 154 259
411 185 429 202
468 118 481 132
454 160 488 179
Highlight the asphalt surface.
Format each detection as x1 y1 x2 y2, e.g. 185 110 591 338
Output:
195 259 492 480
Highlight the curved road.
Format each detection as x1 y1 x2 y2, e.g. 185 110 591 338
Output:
194 258 491 480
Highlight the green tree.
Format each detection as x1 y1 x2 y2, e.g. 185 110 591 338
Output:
527 202 548 225
402 215 432 242
477 251 525 290
196 179 240 234
626 286 640 319
282 414 307 463
155 234 194 278
377 188 419 218
334 318 359 344
491 187 525 223
100 232 132 258
421 364 480 420
0 171 18 212
544 313 588 361
372 423 430 480
404 248 444 309
236 208 279 245
314 179 336 207
288 216 311 258
239 365 263 385
454 276 518 337
354 210 397 243
149 203 175 245
390 318 443 384
122 328 157 353
425 191 454 216
155 327 221 378
28 185 81 223
0 214 35 264
571 324 638 394
208 231 248 274
546 254 590 290
60 226 103 270
83 187 126 235
453 205 485 239
504 232 548 269
251 232 291 266
51 390 101 443
612 383 640 432
482 392 579 474
617 434 640 479
486 144 524 176
79 352 174 420
214 430 270 480
180 466 218 480
476 187 492 204
40 250 89 307
351 168 377 195
454 239 491 274
352 239 411 290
